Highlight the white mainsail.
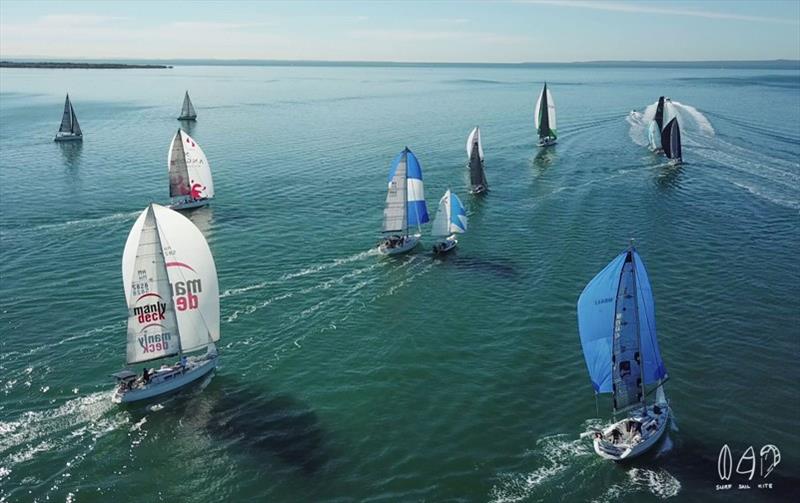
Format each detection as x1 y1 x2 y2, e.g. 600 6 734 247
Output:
123 206 181 364
431 190 452 238
167 130 214 200
123 204 220 357
466 126 484 161
382 153 408 234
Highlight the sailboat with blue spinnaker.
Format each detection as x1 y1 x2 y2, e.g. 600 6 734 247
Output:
379 147 429 255
578 244 671 461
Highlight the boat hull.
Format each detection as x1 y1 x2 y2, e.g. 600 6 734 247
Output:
178 116 197 121
378 234 420 255
433 237 457 254
537 137 557 147
169 198 211 211
592 400 670 461
112 355 217 403
470 185 488 195
54 133 82 142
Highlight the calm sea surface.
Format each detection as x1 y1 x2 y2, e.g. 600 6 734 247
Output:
1 64 798 502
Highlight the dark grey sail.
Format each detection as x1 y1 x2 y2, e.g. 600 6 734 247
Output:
59 95 73 133
469 143 488 190
382 151 408 234
654 96 666 131
178 91 197 120
538 84 551 140
69 102 82 135
612 251 645 413
661 118 682 162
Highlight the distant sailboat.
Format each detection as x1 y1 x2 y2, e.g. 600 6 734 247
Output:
54 94 82 142
112 203 220 403
178 91 197 121
534 83 557 147
466 126 488 194
379 147 429 255
578 244 670 461
168 129 215 210
661 118 683 164
431 189 467 254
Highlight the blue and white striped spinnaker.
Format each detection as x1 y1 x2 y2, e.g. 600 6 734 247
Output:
387 147 429 230
432 190 468 237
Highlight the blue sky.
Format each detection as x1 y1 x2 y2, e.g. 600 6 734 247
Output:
1 1 798 62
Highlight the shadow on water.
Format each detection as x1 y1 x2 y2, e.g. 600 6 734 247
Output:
532 146 557 173
436 254 520 279
128 378 330 476
57 141 83 170
654 163 684 190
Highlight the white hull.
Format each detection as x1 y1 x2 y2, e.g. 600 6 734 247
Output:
54 133 82 142
378 234 420 255
169 198 211 211
592 391 670 461
538 137 557 147
433 235 457 254
112 353 217 403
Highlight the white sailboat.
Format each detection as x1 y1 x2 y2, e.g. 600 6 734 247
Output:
168 129 215 210
178 91 197 121
466 126 488 194
431 189 468 254
578 244 670 461
54 94 82 142
112 203 220 403
534 83 557 147
378 147 429 255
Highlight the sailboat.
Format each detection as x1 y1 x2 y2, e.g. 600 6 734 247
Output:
577 244 670 461
168 129 215 210
54 94 83 142
431 189 468 254
112 203 220 403
178 91 197 121
661 118 683 165
378 147 429 255
466 126 488 194
534 83 557 147
653 96 666 132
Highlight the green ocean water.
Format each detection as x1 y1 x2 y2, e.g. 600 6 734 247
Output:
1 64 799 502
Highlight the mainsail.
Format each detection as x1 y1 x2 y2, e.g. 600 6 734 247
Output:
431 190 467 238
661 118 682 161
382 151 408 233
180 91 197 119
469 144 488 189
466 126 484 161
123 206 181 364
654 96 666 131
535 83 557 140
167 130 214 200
123 204 220 359
577 248 667 412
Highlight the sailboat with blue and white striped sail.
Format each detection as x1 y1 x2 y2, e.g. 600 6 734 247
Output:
534 83 557 147
379 147 429 255
578 244 671 461
431 189 467 254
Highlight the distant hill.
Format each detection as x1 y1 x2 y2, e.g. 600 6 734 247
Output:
0 61 172 69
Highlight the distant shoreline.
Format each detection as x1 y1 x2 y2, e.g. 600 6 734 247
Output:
0 61 172 69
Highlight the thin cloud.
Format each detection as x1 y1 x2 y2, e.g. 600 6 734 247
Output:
519 0 800 25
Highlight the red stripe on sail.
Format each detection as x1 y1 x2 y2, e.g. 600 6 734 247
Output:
166 261 196 272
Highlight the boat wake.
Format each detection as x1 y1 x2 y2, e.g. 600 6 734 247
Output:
590 467 681 502
0 211 141 239
627 99 715 147
488 433 592 503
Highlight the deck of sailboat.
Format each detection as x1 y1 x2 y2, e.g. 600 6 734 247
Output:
593 401 670 460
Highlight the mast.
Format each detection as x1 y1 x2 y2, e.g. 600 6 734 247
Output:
630 244 647 412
